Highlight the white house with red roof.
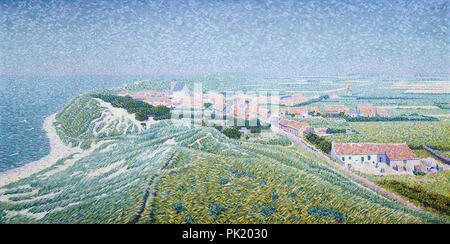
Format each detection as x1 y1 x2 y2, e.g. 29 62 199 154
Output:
331 142 421 173
278 119 314 137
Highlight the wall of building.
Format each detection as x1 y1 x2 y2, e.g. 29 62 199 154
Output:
334 153 385 165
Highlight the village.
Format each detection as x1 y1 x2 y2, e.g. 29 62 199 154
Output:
118 81 447 176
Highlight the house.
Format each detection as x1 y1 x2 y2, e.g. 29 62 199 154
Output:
331 142 421 172
314 127 329 136
323 105 349 115
288 107 308 118
356 104 377 117
278 119 314 137
170 82 191 98
144 97 172 106
376 109 391 118
280 94 310 106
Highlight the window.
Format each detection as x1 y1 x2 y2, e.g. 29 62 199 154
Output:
342 157 345 161
349 156 351 160
368 155 371 160
361 157 364 162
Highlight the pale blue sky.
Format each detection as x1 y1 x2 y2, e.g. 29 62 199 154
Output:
1 0 448 76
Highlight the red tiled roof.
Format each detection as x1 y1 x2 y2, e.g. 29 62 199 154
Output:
279 119 310 132
324 105 349 114
333 143 417 159
288 107 307 114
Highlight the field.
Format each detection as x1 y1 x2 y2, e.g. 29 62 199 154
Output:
0 92 447 224
1 76 449 224
368 171 450 217
329 121 449 150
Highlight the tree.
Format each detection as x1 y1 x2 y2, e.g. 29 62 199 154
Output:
222 126 241 139
135 112 148 121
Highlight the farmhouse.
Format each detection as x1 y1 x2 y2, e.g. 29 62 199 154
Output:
280 94 310 106
356 104 377 117
279 119 314 137
313 127 329 136
323 105 349 115
288 107 308 118
331 143 421 172
376 109 391 118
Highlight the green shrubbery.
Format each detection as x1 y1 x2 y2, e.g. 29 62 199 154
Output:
326 128 346 134
378 180 450 216
305 133 332 153
91 94 171 121
208 203 226 218
413 171 426 176
222 126 241 139
307 206 345 223
260 204 277 217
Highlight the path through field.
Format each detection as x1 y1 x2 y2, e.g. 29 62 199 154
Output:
275 129 422 211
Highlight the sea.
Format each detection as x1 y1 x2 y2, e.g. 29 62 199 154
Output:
0 74 161 173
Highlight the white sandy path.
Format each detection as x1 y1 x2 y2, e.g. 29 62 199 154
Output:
0 114 83 187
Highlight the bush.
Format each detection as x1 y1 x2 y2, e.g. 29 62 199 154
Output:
378 180 450 216
271 193 279 201
212 124 223 131
92 94 171 120
135 112 149 121
222 126 241 139
306 133 331 152
173 203 183 214
289 214 300 222
260 204 277 217
219 178 229 185
184 215 195 224
208 203 226 218
250 128 261 133
307 206 345 223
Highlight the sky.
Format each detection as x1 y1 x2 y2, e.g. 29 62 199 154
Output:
1 0 448 77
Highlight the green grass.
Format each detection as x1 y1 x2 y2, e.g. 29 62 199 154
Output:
2 77 449 224
368 171 450 218
330 121 450 150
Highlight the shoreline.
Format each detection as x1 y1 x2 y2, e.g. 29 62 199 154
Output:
0 113 81 187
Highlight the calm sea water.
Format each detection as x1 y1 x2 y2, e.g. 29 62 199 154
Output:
0 75 156 172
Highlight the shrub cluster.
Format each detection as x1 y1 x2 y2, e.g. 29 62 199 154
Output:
307 206 345 223
378 180 450 216
305 133 332 153
91 94 171 121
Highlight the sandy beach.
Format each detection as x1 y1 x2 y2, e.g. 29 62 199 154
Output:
0 113 81 187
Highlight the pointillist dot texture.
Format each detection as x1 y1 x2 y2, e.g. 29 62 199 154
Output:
1 0 448 76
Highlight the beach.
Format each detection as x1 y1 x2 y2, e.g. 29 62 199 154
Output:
0 113 81 187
